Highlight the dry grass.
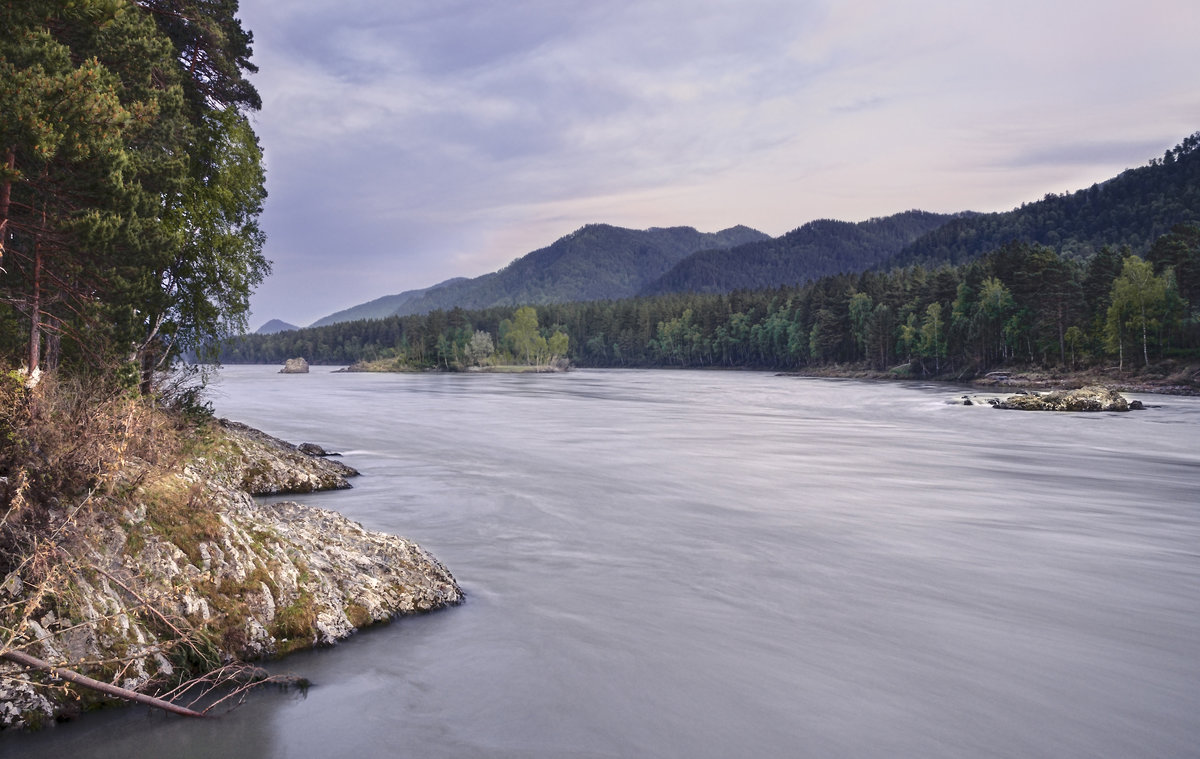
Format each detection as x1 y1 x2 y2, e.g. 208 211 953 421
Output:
0 366 302 725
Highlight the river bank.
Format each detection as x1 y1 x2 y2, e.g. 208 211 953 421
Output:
0 403 462 729
782 359 1200 396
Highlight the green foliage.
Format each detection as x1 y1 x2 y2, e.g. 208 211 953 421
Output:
223 134 1200 377
312 225 769 324
505 306 545 364
1106 256 1172 367
221 231 1200 378
643 211 956 296
1147 223 1200 313
893 133 1200 268
919 303 946 372
464 330 495 367
0 0 266 388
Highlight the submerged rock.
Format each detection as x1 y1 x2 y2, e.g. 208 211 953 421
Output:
993 385 1131 412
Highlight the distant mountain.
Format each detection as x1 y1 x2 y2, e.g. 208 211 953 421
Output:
310 224 769 324
890 132 1200 268
309 278 469 327
255 319 299 334
640 211 959 295
303 132 1200 328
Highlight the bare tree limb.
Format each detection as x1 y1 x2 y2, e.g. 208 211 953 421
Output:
0 649 206 718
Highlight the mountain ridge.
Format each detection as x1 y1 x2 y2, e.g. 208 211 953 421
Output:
309 224 769 325
305 132 1200 328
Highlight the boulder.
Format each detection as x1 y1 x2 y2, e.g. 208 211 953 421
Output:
214 419 358 494
280 357 309 374
298 442 337 456
993 385 1131 412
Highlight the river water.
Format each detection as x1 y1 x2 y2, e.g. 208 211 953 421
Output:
7 368 1200 758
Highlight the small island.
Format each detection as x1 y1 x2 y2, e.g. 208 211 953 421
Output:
340 306 570 373
279 357 310 374
951 385 1145 411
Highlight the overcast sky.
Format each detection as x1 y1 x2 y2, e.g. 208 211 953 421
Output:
235 0 1200 328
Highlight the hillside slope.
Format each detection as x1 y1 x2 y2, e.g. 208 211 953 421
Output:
641 210 958 295
309 278 469 327
890 133 1200 268
311 224 769 325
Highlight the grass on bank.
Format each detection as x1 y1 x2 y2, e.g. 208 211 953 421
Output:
0 367 303 724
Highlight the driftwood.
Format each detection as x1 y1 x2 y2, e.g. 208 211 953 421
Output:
0 649 205 718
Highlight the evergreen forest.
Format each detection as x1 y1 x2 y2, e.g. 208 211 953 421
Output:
223 225 1200 377
0 0 267 390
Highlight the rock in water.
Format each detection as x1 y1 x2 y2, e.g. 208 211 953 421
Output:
280 357 309 374
216 419 358 494
298 442 336 456
993 385 1131 412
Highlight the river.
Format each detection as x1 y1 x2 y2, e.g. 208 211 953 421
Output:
6 367 1200 758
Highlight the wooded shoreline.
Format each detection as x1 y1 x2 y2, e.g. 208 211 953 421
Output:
781 361 1200 396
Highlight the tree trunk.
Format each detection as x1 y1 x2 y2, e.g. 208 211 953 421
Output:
1 649 205 718
28 241 42 373
1141 304 1149 366
1057 303 1066 366
0 147 13 268
1118 323 1124 371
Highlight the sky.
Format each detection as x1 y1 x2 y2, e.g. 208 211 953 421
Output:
234 0 1200 329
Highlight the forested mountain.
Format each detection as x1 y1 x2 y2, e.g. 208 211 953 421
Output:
222 224 1200 378
224 137 1200 372
304 136 1200 329
890 134 1200 268
309 224 768 325
309 278 468 327
641 211 959 295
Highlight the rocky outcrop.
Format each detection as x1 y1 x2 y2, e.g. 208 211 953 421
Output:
297 442 337 457
992 385 1132 411
215 419 358 494
0 421 462 729
279 357 309 374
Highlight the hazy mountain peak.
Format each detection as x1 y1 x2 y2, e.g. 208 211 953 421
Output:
255 319 299 334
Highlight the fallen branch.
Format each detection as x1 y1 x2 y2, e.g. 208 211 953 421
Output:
0 648 206 718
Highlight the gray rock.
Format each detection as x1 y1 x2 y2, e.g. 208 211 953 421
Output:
215 419 358 494
280 357 309 374
298 442 337 456
993 385 1131 412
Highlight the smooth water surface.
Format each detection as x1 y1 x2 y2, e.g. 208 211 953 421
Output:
7 368 1200 758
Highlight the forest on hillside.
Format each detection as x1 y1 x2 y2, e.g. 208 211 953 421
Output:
891 133 1200 268
305 132 1200 329
641 210 958 295
222 223 1200 378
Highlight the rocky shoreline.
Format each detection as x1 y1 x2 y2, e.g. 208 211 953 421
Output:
781 361 1200 396
0 420 462 729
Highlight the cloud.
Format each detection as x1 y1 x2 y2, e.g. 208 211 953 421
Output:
235 0 1200 327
